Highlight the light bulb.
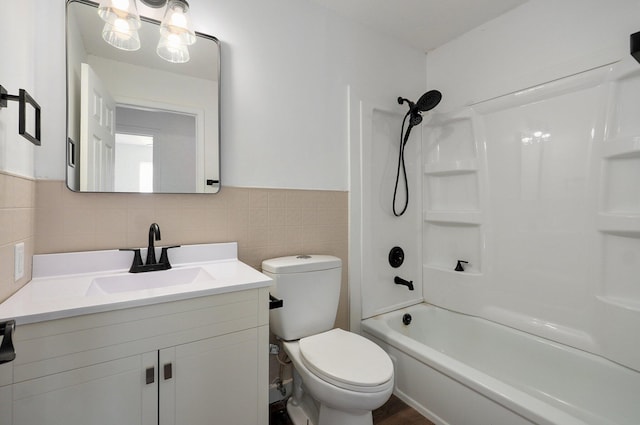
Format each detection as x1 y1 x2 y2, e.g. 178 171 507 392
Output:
112 0 130 10
102 21 141 51
157 34 190 63
98 0 141 30
159 0 196 46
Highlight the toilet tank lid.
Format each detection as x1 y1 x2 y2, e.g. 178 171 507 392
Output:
262 255 341 274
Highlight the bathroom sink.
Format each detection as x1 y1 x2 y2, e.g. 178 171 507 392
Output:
86 267 214 295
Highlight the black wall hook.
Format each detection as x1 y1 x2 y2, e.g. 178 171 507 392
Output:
631 31 640 64
0 320 16 365
0 85 41 146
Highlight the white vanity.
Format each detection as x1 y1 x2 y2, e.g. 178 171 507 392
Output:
0 242 271 425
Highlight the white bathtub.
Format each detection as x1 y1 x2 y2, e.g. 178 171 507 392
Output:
361 303 640 425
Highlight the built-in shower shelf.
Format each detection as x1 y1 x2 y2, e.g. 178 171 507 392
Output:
597 213 640 236
602 137 640 159
424 159 478 176
424 211 483 225
423 264 482 276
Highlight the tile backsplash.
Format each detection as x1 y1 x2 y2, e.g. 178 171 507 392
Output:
2 180 347 387
0 172 35 303
34 181 349 327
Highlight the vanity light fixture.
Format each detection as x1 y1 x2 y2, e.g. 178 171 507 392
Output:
98 0 196 63
157 0 196 63
98 0 142 51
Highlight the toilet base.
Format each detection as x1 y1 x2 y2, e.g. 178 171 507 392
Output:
287 397 316 425
287 394 374 425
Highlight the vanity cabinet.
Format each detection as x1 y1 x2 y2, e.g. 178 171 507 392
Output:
0 363 12 425
8 288 269 425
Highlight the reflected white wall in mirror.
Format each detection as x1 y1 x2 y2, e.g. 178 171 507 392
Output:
66 0 220 193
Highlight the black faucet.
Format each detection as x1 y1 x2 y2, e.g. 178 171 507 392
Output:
120 223 180 273
147 223 161 265
394 276 414 291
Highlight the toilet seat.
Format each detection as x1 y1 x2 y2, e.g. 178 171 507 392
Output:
298 328 393 393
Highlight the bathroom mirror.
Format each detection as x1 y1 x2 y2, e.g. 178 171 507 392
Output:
66 0 220 193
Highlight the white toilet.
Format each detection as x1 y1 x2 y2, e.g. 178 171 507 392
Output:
263 255 394 425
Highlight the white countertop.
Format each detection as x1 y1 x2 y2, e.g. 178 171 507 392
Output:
0 242 272 325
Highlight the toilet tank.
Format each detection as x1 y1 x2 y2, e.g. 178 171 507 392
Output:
262 255 342 341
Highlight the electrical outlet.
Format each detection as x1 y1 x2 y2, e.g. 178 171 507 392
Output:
14 242 24 282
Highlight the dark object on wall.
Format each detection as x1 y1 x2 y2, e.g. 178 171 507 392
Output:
631 31 640 64
0 320 16 365
393 90 442 217
0 85 41 146
269 293 284 310
455 260 469 272
388 246 405 268
394 276 414 291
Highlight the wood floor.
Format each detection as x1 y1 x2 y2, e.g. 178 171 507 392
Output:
269 394 435 425
373 395 435 425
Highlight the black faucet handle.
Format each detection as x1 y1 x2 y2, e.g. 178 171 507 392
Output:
120 248 143 272
159 245 181 267
455 260 469 272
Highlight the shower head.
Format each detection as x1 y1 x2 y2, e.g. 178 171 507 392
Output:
409 113 423 127
393 89 442 218
414 90 442 113
398 90 442 115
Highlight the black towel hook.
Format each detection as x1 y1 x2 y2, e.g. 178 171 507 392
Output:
0 320 16 365
0 85 41 146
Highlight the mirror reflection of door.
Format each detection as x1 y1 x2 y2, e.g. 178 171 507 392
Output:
115 105 199 193
114 133 154 193
80 62 115 191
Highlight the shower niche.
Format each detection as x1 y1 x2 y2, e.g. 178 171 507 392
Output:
422 113 485 276
597 63 640 310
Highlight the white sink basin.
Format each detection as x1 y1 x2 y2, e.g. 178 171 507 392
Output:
86 267 214 295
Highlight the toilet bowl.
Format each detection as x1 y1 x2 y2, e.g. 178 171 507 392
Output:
262 255 394 425
283 329 394 425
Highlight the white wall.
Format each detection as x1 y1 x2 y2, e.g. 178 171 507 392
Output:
0 0 38 177
428 0 640 112
33 0 426 191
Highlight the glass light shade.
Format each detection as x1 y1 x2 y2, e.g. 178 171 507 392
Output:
159 0 196 46
102 21 141 51
98 0 141 30
157 34 190 63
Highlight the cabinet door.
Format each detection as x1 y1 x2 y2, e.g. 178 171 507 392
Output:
0 362 12 425
160 328 260 425
12 352 157 425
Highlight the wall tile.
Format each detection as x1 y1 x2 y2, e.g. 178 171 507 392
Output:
0 173 36 303
25 181 350 387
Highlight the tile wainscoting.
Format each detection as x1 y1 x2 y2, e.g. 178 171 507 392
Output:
34 181 349 324
0 172 35 303
34 181 349 385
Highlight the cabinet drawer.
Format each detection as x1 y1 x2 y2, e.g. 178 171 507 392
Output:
13 289 262 382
